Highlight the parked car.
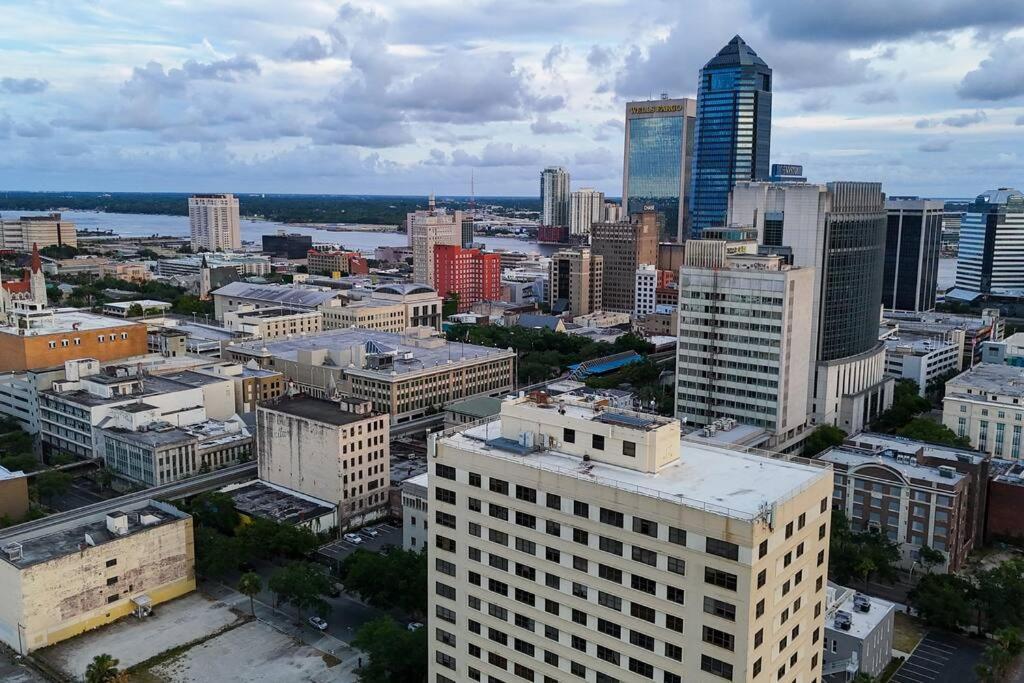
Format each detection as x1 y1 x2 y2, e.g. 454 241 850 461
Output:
308 616 328 631
363 527 380 538
343 533 364 544
407 622 424 632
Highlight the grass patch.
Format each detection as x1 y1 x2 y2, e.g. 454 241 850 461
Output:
879 656 906 682
321 653 342 668
894 611 925 653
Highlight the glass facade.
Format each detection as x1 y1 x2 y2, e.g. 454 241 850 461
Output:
954 188 1024 296
690 36 772 236
882 200 943 312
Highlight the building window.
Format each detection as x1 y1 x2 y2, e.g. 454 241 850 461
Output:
706 537 739 561
622 441 636 457
592 434 605 450
563 428 575 443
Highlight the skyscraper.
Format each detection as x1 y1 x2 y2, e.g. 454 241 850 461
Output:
548 248 602 317
952 188 1024 300
189 194 241 251
883 197 944 312
622 97 696 242
540 166 570 227
408 194 463 285
590 209 658 313
690 36 773 235
568 188 605 236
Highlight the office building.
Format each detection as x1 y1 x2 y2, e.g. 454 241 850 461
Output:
548 248 603 317
882 308 1003 369
768 164 806 184
657 242 686 275
603 202 624 223
0 499 194 654
428 392 833 683
730 181 893 433
409 195 463 285
433 245 501 313
634 264 658 316
322 283 443 332
211 282 344 320
943 363 1024 457
257 395 390 530
188 194 241 251
0 213 77 250
822 584 895 681
157 252 270 278
0 466 29 521
191 362 285 414
223 305 323 340
676 250 814 444
540 167 570 227
223 327 515 424
401 472 429 552
623 97 697 242
101 300 172 318
822 433 980 572
591 209 659 313
568 188 605 236
883 198 944 311
307 249 369 276
690 36 773 235
462 216 476 249
882 332 962 395
262 231 313 259
951 188 1024 301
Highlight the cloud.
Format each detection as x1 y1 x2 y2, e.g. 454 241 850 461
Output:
1017 115 1024 126
799 94 832 112
918 138 952 152
857 88 898 104
450 143 543 167
957 38 1024 100
14 120 53 138
531 115 576 134
587 45 614 70
0 77 48 94
121 55 259 100
283 35 330 62
542 44 567 71
942 110 986 127
593 118 623 141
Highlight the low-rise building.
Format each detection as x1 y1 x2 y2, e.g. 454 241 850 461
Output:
145 317 243 358
882 308 1003 368
101 300 173 318
307 249 369 275
0 466 29 521
321 284 443 333
0 308 148 373
634 303 678 337
443 396 503 428
98 262 151 282
401 472 428 552
158 253 271 278
823 583 895 681
191 362 285 413
222 479 336 532
211 282 344 320
0 499 194 653
882 331 963 395
223 305 323 340
980 332 1024 366
257 395 390 530
943 363 1024 458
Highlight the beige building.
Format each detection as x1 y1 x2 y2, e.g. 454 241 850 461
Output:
99 262 151 282
428 392 833 683
189 194 241 251
677 250 815 448
322 284 443 332
569 188 605 236
591 209 659 313
943 363 1024 458
409 195 462 285
257 396 390 530
0 499 194 654
223 305 323 340
192 362 285 414
549 248 603 317
223 327 515 424
0 466 29 522
0 213 77 250
402 472 429 552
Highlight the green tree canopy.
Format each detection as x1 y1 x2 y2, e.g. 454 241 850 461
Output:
84 653 121 683
341 548 428 617
896 418 971 448
34 470 72 503
237 571 262 616
352 617 428 683
802 425 847 457
909 573 973 631
828 511 901 587
268 561 333 619
186 492 240 534
872 380 932 432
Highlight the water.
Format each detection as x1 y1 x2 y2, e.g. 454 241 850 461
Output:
0 210 551 256
938 258 957 290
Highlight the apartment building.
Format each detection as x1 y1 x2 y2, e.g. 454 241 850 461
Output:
591 210 659 313
0 499 194 654
882 332 962 395
223 305 323 340
635 265 658 317
0 213 77 250
433 245 501 312
189 193 240 251
224 327 515 424
428 392 833 683
549 248 603 317
676 251 814 446
409 195 463 285
943 363 1024 458
257 396 390 530
322 284 443 332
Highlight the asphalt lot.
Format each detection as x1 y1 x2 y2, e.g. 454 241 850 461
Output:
318 522 404 568
0 652 45 683
890 631 983 683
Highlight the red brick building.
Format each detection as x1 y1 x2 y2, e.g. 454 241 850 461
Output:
433 245 500 313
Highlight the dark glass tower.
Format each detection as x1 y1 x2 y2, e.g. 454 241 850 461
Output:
690 35 772 236
882 197 944 311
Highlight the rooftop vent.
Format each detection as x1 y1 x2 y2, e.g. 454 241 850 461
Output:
2 542 22 561
106 511 130 536
938 465 956 478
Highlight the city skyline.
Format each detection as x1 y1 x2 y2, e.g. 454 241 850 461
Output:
2 2 1023 198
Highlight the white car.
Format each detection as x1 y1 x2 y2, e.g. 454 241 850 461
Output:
363 528 380 538
343 533 364 544
308 616 328 631
406 622 424 632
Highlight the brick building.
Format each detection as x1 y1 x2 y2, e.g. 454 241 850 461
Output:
0 309 147 373
432 245 501 313
307 249 369 276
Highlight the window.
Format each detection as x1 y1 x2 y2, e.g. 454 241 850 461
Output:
598 564 622 583
489 478 509 495
666 586 685 604
489 504 508 521
469 472 481 487
546 520 561 536
106 558 117 567
666 614 684 632
515 511 536 529
667 557 685 575
572 555 588 572
669 527 686 546
665 643 682 662
703 626 735 651
436 463 456 480
633 517 658 537
756 599 765 618
631 575 656 594
599 508 624 527
703 596 736 621
599 536 623 555
623 441 636 457
757 569 766 588
547 493 561 510
632 546 656 566
592 434 605 450
701 655 734 681
469 497 481 512
706 537 738 560
516 485 537 503
630 602 655 623
573 528 589 545
705 567 738 591
563 428 575 443
515 537 536 555
574 501 589 518
785 521 793 539
798 512 806 529
598 591 621 611
598 619 621 638
759 540 768 558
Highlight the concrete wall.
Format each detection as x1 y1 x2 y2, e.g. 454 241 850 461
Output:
0 476 29 521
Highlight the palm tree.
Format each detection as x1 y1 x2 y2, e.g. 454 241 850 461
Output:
85 653 120 683
238 571 262 616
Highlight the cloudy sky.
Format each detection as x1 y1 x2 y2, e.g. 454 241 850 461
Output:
2 0 1023 197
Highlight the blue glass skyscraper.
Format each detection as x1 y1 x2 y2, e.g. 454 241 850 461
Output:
690 35 772 235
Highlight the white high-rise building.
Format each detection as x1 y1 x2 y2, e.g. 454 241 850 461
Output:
408 194 463 286
634 264 658 316
568 188 605 236
540 167 571 227
952 188 1024 300
428 392 833 683
189 194 241 251
676 248 815 446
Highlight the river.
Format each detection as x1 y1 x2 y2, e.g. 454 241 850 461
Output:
0 210 552 256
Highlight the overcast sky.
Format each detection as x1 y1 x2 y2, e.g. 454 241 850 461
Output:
2 0 1023 198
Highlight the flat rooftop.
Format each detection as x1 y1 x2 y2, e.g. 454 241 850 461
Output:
884 310 995 333
231 307 318 319
262 395 376 426
846 432 984 466
0 500 187 569
826 583 895 639
211 282 341 308
819 446 965 485
445 419 829 520
224 480 333 526
104 300 171 310
446 396 503 418
948 363 1024 398
884 334 956 355
0 309 142 337
43 372 207 408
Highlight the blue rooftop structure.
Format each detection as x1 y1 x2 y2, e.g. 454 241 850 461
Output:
568 351 644 379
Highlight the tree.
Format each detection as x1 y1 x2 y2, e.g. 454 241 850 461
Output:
918 545 945 573
909 573 973 631
802 425 847 457
872 380 932 432
977 627 1024 682
0 453 38 473
352 617 428 683
341 548 428 617
34 470 72 504
194 527 241 578
85 653 121 683
238 571 262 616
126 303 144 317
896 418 971 448
268 561 332 620
187 492 240 534
828 511 901 586
442 291 460 318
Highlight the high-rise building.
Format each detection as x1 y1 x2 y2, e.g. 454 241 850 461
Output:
188 194 241 251
408 194 463 285
568 188 605 236
952 188 1024 300
883 197 944 312
676 249 814 443
0 213 77 250
433 245 501 313
603 202 624 223
540 167 570 227
461 215 476 249
634 264 658 316
690 36 773 235
730 181 893 433
590 209 659 313
622 97 697 242
427 392 833 683
548 248 602 317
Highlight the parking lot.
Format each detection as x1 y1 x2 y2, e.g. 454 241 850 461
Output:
890 631 983 683
318 522 403 569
